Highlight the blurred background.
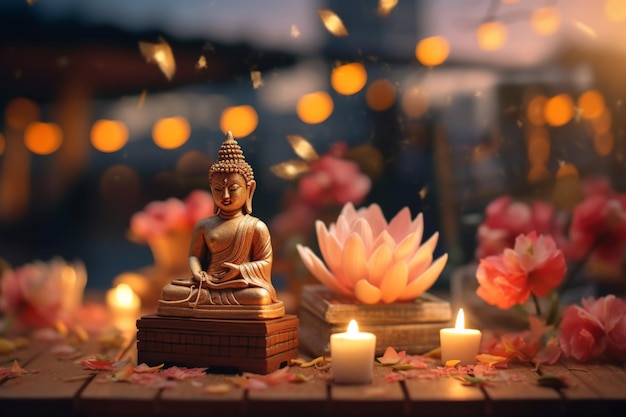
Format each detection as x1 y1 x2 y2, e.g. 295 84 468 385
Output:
1 0 625 298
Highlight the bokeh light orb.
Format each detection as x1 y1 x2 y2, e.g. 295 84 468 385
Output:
531 7 560 36
526 95 547 126
415 36 450 67
544 94 574 127
577 89 605 120
528 164 551 183
220 105 258 137
527 127 551 165
331 63 367 95
590 108 612 134
594 131 614 156
90 119 129 153
152 116 191 149
24 122 63 155
606 0 626 22
366 79 396 111
476 21 507 51
5 97 40 131
297 92 334 124
401 86 429 118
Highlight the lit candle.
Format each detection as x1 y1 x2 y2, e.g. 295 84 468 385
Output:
330 319 376 384
106 283 141 331
439 308 482 365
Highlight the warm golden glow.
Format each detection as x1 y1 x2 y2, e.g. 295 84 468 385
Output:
590 108 612 134
152 116 191 149
366 79 396 111
594 131 614 156
347 319 359 334
556 162 579 179
401 86 429 118
138 36 176 81
297 92 334 124
220 105 258 137
577 89 605 120
455 308 465 330
24 122 63 155
90 119 129 153
605 0 626 22
318 9 349 37
0 132 5 156
415 36 450 67
331 63 367 95
526 95 547 126
377 0 398 17
544 94 574 127
5 97 40 131
530 7 561 36
527 127 550 165
476 21 507 51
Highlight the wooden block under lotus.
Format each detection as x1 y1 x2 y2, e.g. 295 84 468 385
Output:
136 314 299 375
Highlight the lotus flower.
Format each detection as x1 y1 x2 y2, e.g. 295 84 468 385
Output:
296 203 448 304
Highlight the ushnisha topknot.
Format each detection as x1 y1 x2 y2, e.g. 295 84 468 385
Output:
209 131 254 183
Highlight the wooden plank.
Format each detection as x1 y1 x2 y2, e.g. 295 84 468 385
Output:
404 373 486 417
158 373 246 417
329 365 405 417
247 366 330 417
481 363 563 417
76 334 161 417
0 333 127 417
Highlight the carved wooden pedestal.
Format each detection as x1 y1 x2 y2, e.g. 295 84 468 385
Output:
136 314 299 375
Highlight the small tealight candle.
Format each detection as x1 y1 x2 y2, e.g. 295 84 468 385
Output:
106 283 141 331
440 308 482 365
330 319 376 384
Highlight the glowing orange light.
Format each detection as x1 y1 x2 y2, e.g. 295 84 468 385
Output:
556 162 579 179
220 105 258 138
476 21 507 51
528 164 550 183
594 131 614 156
527 95 547 126
152 116 190 149
366 79 396 111
605 0 626 22
5 97 40 130
531 7 560 36
590 108 612 134
296 92 334 124
543 94 574 127
415 36 450 67
331 63 367 95
90 119 129 153
577 89 605 120
24 122 63 155
527 128 551 165
401 86 429 118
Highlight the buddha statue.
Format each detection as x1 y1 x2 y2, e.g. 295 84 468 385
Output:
157 131 284 319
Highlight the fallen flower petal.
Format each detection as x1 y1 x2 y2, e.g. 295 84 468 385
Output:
285 372 313 383
476 354 509 368
134 363 164 374
457 375 492 387
445 359 461 368
377 346 405 365
160 366 207 380
204 383 232 394
80 357 117 371
297 356 327 368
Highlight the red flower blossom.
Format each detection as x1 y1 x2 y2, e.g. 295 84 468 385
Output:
476 232 566 309
559 295 626 362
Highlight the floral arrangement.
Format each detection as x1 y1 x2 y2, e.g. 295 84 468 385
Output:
474 176 626 364
297 202 448 304
129 189 215 242
0 257 95 336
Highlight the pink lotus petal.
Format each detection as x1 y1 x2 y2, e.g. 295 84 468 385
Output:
315 220 343 273
421 232 439 254
296 245 352 296
372 230 395 250
352 217 374 256
342 233 368 286
361 203 388 238
393 233 420 262
407 246 434 282
354 279 382 304
387 206 412 242
366 244 393 287
410 212 424 239
397 253 448 301
379 261 408 304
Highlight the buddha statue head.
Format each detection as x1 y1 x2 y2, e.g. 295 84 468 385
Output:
208 131 256 215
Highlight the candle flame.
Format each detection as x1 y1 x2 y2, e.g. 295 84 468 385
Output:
115 283 134 306
347 319 359 334
455 308 465 330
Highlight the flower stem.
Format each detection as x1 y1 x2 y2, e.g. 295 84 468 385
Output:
532 293 542 318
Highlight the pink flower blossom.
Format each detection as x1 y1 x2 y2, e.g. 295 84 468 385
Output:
298 155 371 208
559 294 626 362
476 232 566 309
476 196 557 258
129 190 214 241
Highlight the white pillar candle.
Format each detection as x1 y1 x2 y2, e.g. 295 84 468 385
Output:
331 319 376 384
106 283 141 331
440 308 482 365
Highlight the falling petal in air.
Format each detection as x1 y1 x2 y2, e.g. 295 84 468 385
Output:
138 36 176 81
318 9 349 37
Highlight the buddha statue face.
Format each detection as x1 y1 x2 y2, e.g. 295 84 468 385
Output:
210 172 254 215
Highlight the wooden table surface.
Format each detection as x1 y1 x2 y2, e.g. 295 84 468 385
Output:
2 323 626 417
